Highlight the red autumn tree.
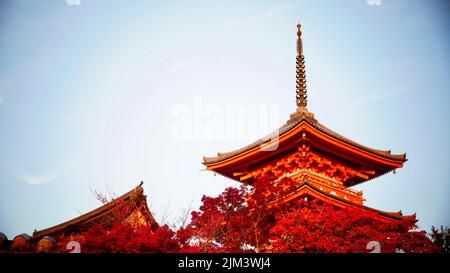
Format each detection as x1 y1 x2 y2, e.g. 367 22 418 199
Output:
186 182 439 253
268 199 438 253
186 186 255 252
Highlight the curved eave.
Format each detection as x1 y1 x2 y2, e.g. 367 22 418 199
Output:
263 182 416 223
203 118 406 183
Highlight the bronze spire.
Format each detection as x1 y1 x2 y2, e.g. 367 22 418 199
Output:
296 23 307 108
289 22 315 122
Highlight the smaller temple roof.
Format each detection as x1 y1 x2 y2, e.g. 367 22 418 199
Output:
32 182 159 240
261 180 416 223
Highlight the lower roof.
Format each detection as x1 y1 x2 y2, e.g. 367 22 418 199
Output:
32 182 159 239
261 180 416 223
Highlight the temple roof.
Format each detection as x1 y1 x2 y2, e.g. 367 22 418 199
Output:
262 180 416 223
32 182 159 239
203 112 406 165
203 110 406 186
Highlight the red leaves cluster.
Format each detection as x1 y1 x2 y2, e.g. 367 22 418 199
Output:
57 223 181 253
268 199 438 253
186 187 253 252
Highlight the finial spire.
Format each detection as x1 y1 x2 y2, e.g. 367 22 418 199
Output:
296 23 307 108
297 22 303 55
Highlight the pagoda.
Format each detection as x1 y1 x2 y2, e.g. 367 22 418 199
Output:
202 23 415 223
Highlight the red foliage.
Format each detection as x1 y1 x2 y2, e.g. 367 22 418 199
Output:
54 181 439 253
57 223 181 253
187 186 254 252
268 199 438 253
186 183 439 253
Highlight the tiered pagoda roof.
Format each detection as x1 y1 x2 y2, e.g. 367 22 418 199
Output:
202 23 414 223
203 111 407 186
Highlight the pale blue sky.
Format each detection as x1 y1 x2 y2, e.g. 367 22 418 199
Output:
0 0 449 238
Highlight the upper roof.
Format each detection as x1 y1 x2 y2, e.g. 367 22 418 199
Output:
203 112 406 165
32 182 159 239
203 110 406 186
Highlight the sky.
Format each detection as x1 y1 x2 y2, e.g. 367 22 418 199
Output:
0 0 449 239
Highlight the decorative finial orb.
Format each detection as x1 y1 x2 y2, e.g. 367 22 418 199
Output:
296 23 303 56
297 23 302 36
